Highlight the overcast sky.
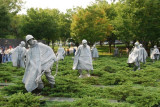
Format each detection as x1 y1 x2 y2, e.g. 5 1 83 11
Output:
18 0 113 14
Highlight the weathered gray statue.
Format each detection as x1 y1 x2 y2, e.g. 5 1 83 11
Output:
114 46 119 57
73 39 93 77
139 44 148 64
56 44 65 61
91 44 99 59
127 42 141 71
150 45 160 62
11 41 26 68
23 35 57 92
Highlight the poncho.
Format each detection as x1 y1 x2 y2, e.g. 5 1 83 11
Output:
114 48 119 56
139 47 148 63
91 47 99 58
22 42 56 92
150 48 160 59
57 47 65 61
73 45 93 70
127 47 140 64
11 46 26 68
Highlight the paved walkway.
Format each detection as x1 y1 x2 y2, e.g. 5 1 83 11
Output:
41 97 75 102
0 83 15 86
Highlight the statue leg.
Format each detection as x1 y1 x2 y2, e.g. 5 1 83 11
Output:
153 59 155 63
87 70 90 77
133 65 137 71
45 71 55 88
78 69 83 78
133 62 138 71
37 80 44 90
137 61 140 70
156 54 159 60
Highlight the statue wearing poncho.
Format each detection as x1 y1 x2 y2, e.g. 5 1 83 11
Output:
73 39 93 78
56 44 65 61
23 35 57 92
127 42 141 71
139 44 148 64
114 46 119 57
91 45 99 59
150 45 160 62
11 41 26 68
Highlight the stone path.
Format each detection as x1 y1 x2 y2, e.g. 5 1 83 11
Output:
92 85 116 88
41 97 75 102
79 74 98 78
0 83 15 86
41 96 119 103
108 99 118 103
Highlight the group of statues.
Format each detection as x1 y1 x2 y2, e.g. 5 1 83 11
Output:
10 35 99 92
9 35 159 92
127 42 160 71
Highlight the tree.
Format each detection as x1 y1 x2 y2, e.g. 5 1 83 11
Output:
0 2 10 37
113 2 134 49
130 0 160 48
113 0 160 50
9 15 24 38
58 9 73 44
71 4 109 45
21 8 60 46
0 0 23 38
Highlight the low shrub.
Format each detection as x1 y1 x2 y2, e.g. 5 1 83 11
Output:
7 92 42 107
2 82 27 95
0 71 12 82
103 66 116 73
126 92 160 107
101 73 128 85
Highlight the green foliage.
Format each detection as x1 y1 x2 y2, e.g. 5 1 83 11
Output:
1 52 160 106
0 0 23 37
7 92 42 107
126 92 160 107
0 71 12 82
58 9 73 42
71 3 110 44
102 73 128 85
83 76 100 85
2 81 26 95
21 8 60 43
103 66 116 73
73 97 111 107
0 93 8 106
0 1 10 36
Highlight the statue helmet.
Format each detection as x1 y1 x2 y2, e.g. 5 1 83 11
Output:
26 35 34 42
139 44 142 47
134 41 139 46
21 41 25 46
82 39 87 44
154 45 157 48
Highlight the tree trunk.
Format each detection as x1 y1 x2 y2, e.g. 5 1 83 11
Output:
109 42 112 53
100 41 103 47
52 40 55 50
47 39 50 46
113 42 115 48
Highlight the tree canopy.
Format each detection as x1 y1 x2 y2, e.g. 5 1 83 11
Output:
0 0 160 48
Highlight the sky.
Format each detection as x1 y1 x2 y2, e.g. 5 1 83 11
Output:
18 0 113 14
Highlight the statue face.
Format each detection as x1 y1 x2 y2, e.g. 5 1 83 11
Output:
83 43 87 47
28 39 34 45
21 44 25 47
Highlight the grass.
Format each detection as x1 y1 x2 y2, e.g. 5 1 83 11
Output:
0 46 160 107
